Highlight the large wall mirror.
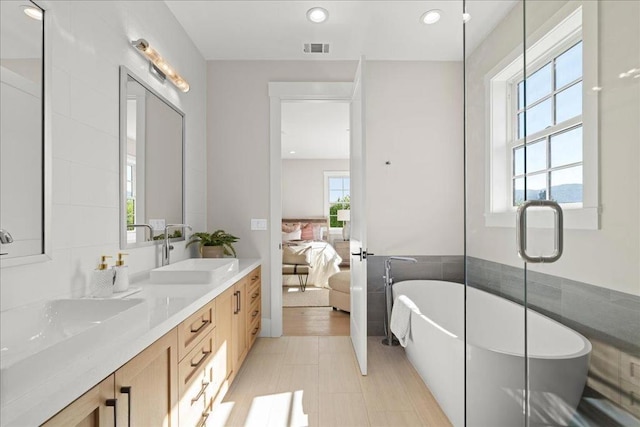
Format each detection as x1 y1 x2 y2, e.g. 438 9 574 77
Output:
0 0 47 265
119 67 185 249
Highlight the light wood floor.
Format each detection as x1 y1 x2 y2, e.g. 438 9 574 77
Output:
283 307 350 336
209 336 452 427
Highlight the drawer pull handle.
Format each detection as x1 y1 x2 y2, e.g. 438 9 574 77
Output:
252 327 259 336
190 350 212 369
120 386 132 427
251 292 259 300
190 318 210 334
252 274 259 282
105 398 117 427
197 410 211 427
251 310 259 318
191 380 210 404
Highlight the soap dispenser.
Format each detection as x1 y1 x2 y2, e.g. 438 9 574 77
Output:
91 255 114 298
113 253 129 292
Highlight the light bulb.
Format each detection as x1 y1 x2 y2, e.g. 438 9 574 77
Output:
307 7 329 23
421 10 441 25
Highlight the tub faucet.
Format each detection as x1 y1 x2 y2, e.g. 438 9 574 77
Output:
162 224 192 266
383 256 417 346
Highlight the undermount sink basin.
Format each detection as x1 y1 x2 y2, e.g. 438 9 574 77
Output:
149 258 239 285
1 298 146 406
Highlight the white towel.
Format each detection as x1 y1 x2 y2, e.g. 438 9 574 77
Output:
390 294 419 347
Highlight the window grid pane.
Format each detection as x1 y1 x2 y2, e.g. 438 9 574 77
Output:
511 41 584 206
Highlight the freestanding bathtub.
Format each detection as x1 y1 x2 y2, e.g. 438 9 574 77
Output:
393 280 591 427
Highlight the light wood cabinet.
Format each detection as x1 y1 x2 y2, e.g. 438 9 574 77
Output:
214 285 235 386
114 329 178 427
233 277 248 370
42 265 261 427
247 268 261 348
177 300 215 361
178 329 216 427
42 375 116 427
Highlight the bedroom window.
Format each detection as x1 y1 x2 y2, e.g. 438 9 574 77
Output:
324 172 350 229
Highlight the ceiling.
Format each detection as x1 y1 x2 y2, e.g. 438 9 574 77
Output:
0 1 42 59
281 101 350 159
165 1 518 61
164 1 519 160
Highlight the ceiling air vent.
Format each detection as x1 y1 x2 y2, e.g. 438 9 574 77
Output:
303 43 330 54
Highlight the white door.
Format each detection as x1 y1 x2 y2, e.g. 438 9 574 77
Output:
349 57 367 375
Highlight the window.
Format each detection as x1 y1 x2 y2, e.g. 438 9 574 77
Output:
512 41 583 206
324 172 350 229
126 159 136 240
485 4 599 229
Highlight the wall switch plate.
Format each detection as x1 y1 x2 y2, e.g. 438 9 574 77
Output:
251 219 267 231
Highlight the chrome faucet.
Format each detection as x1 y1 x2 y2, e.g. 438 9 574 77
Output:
130 223 154 240
162 224 192 266
382 256 418 346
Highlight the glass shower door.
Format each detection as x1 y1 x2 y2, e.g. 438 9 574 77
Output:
465 0 640 426
464 1 528 425
523 1 640 426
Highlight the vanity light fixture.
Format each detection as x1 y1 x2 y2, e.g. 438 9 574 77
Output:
421 9 442 25
131 39 190 92
307 7 329 24
22 5 43 21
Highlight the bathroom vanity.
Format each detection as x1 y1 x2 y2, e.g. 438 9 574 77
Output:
1 260 261 427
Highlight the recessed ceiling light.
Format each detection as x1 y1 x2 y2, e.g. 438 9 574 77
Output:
22 5 43 21
307 7 329 24
421 9 441 25
591 86 603 91
289 151 296 154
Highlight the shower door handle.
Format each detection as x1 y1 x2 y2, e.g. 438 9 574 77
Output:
516 200 563 263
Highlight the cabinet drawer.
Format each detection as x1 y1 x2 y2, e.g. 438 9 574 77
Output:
248 281 261 304
248 317 260 347
179 330 215 396
178 300 215 360
248 267 261 287
248 301 261 324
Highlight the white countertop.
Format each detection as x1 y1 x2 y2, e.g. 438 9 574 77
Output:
0 258 262 427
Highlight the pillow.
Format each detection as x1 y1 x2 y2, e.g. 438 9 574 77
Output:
300 222 314 240
282 229 302 241
282 222 301 233
282 245 311 264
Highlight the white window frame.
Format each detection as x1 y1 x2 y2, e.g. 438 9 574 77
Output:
323 171 350 232
510 38 584 208
485 2 599 230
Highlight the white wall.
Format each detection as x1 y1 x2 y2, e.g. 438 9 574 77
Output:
466 0 640 295
207 60 464 321
366 61 464 255
282 159 349 218
0 1 207 312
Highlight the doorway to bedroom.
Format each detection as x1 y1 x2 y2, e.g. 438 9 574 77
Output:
280 100 351 336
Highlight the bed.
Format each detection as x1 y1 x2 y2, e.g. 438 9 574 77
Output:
281 218 342 290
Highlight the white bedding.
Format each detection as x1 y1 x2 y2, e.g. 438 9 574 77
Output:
283 241 342 288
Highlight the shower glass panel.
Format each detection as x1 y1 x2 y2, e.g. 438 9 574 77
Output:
464 0 527 426
524 1 640 426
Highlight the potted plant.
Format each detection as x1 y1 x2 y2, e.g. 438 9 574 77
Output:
186 230 239 258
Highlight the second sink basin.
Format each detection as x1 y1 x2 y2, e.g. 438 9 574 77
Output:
149 258 240 285
1 298 146 406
